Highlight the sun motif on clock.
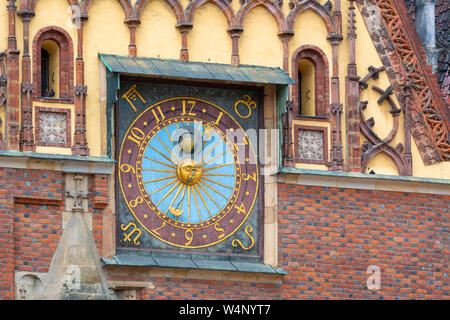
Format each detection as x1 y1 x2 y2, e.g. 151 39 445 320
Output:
118 97 259 248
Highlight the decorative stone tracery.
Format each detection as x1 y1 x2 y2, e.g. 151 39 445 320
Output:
35 106 71 148
356 0 450 164
359 70 411 176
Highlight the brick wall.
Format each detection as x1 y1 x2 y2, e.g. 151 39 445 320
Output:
109 183 449 300
0 168 104 299
1 170 448 299
277 183 449 299
142 278 281 300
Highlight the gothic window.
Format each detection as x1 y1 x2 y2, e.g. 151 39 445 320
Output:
292 45 329 118
33 26 74 102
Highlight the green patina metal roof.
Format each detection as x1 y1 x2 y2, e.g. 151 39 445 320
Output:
99 53 294 85
101 251 287 275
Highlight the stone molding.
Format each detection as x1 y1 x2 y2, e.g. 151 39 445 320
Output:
277 167 450 195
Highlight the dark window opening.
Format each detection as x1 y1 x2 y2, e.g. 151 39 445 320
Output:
41 48 49 97
297 70 302 116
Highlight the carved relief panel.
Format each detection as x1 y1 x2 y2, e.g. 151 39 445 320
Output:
294 125 328 165
35 107 71 148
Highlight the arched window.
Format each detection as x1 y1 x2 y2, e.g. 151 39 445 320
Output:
33 26 74 102
292 45 329 118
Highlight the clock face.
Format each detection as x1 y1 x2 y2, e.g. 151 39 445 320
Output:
118 97 259 248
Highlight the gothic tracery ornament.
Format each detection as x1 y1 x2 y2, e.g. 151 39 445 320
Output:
39 112 67 145
297 129 324 161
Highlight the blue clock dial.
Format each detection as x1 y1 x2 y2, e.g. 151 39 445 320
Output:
119 96 258 248
141 120 236 224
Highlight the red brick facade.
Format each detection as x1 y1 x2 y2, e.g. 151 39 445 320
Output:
0 168 103 299
1 167 448 299
103 182 448 300
277 184 449 299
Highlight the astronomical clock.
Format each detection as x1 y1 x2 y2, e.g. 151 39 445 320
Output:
116 79 263 258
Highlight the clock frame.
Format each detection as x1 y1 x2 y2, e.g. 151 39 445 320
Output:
116 79 264 255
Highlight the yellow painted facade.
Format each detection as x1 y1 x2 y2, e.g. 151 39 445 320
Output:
0 0 448 180
136 0 181 60
239 6 283 68
189 3 231 64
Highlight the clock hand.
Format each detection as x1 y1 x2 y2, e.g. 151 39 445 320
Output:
170 183 186 218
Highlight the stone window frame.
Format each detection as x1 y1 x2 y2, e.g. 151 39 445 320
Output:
293 124 328 165
32 26 74 104
291 44 330 119
35 106 72 148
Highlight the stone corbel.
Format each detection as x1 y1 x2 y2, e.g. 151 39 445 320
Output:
278 31 294 72
125 18 140 57
64 173 91 230
228 26 243 66
176 22 193 62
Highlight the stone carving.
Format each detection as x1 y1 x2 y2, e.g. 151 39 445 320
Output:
66 174 89 213
0 74 6 106
359 78 410 175
42 201 113 300
297 129 324 161
365 4 382 32
358 0 449 163
38 112 67 145
15 272 46 300
74 84 88 97
115 289 137 300
64 173 90 230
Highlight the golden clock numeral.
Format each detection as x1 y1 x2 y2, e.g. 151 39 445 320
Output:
121 84 146 112
181 100 196 116
129 196 143 208
121 222 142 245
151 105 166 123
120 163 136 175
152 221 166 236
234 95 256 119
214 112 223 125
232 225 254 250
242 172 256 182
185 228 194 246
235 202 246 215
214 223 225 240
127 127 145 145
